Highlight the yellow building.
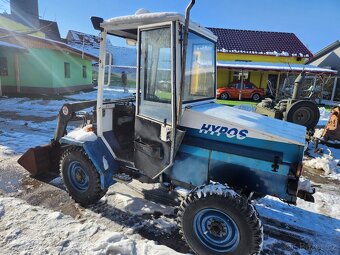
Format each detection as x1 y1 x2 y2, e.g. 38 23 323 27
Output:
207 28 335 98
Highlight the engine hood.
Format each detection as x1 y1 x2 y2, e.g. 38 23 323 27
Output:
180 102 306 146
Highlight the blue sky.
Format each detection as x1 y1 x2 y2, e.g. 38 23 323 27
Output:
2 0 340 53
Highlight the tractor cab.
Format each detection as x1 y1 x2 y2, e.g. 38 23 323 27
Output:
91 10 217 179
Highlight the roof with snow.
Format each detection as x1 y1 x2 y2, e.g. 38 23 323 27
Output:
207 28 312 58
0 28 97 60
101 11 216 41
0 41 26 50
217 61 337 74
67 30 101 45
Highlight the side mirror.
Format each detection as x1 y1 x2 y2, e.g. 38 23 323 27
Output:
91 16 104 31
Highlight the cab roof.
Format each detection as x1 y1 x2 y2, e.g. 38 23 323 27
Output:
100 11 217 41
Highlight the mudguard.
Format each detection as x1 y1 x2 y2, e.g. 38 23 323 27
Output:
60 136 118 190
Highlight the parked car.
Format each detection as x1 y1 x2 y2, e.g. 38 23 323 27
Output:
217 81 264 101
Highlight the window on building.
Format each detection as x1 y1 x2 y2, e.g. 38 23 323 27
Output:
64 62 70 78
82 65 87 78
0 57 8 76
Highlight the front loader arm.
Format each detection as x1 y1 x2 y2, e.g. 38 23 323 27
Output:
54 100 97 141
17 100 97 178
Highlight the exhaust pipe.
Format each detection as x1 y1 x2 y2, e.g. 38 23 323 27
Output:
292 72 306 100
178 0 196 120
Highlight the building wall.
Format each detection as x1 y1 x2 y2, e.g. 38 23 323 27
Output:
50 50 92 89
0 16 45 38
217 52 307 64
0 49 16 86
216 52 307 89
19 49 53 88
309 47 340 71
1 48 92 94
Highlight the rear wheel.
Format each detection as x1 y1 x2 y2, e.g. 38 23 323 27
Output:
60 147 107 206
252 93 261 101
285 100 320 130
220 93 229 100
178 183 263 255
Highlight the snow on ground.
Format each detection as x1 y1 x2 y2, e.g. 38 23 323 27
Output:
0 196 184 255
1 93 340 254
257 190 340 255
303 128 340 180
317 107 331 127
0 87 133 157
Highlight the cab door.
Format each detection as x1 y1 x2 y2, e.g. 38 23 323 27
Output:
134 22 177 179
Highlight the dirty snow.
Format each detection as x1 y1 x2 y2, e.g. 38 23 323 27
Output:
195 182 238 199
317 107 331 127
303 129 340 180
298 177 314 193
107 185 174 216
1 90 340 255
257 190 340 255
0 197 183 255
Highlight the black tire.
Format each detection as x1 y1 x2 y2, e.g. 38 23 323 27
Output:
285 100 320 130
178 183 263 255
220 93 229 100
252 93 261 101
60 147 107 206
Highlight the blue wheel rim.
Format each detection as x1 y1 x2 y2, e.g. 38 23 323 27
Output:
193 208 240 253
67 161 90 192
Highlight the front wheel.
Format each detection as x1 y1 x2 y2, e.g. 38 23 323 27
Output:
220 93 229 100
60 147 107 206
252 93 261 101
178 183 263 255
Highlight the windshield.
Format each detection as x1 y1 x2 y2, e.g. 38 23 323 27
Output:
183 31 215 102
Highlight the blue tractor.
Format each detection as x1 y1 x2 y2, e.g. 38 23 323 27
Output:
18 2 314 254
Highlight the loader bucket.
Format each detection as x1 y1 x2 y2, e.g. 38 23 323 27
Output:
17 144 60 177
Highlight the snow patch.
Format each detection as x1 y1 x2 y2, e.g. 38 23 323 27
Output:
304 140 340 179
112 192 174 216
0 196 183 255
174 187 191 197
66 125 97 142
304 155 339 176
317 107 331 127
298 177 314 193
195 183 238 199
47 211 64 220
0 145 15 158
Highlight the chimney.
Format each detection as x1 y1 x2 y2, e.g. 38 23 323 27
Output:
10 0 40 29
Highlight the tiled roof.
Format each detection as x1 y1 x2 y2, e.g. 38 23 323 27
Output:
207 27 312 58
